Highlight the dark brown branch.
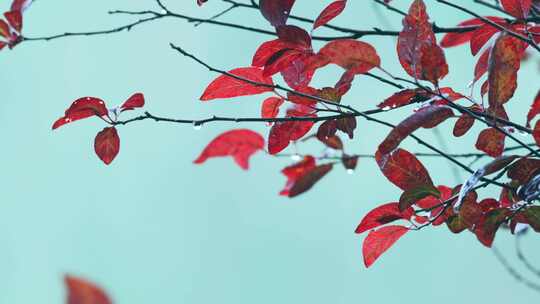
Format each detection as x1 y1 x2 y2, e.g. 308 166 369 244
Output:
492 245 540 293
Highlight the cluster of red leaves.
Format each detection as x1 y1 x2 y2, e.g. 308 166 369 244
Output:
190 0 540 267
52 93 145 165
51 0 540 269
0 0 32 50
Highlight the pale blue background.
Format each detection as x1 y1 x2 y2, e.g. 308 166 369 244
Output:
1 0 539 303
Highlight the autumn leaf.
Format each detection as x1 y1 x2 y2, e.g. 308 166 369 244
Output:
397 0 448 84
488 34 527 108
475 128 506 157
268 110 316 154
52 97 108 130
362 225 409 268
378 106 454 154
194 129 265 170
501 0 532 18
119 93 145 112
375 148 434 191
288 163 333 197
355 203 414 234
441 17 497 48
4 11 22 33
313 0 347 30
377 89 424 109
65 275 112 304
94 127 120 165
475 208 510 247
261 97 284 120
200 67 274 101
11 0 33 12
453 114 475 137
280 155 317 196
507 157 540 184
259 0 296 26
315 39 381 74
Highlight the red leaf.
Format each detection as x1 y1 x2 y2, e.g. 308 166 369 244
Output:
280 155 316 196
378 89 421 109
252 39 294 67
355 203 414 234
375 148 433 191
261 97 284 119
313 0 347 30
288 164 333 197
475 208 511 247
507 157 540 184
397 0 448 84
488 34 527 107
268 110 316 154
280 54 315 89
200 67 274 101
419 43 449 84
441 18 495 48
378 106 454 154
362 225 409 268
470 23 501 56
94 127 120 165
262 49 303 77
52 97 108 130
501 0 532 18
315 39 380 74
259 0 295 26
474 48 491 83
194 129 265 170
526 90 540 127
11 0 32 12
197 0 208 6
4 11 22 33
453 114 475 137
65 275 112 304
276 25 312 51
475 128 505 157
120 93 145 112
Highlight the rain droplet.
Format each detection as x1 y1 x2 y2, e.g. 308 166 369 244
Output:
291 154 302 161
382 106 391 111
193 122 202 130
347 169 355 175
161 9 167 14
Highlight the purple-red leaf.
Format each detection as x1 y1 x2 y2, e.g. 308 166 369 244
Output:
488 34 527 108
288 163 333 197
378 106 454 154
501 0 532 18
313 0 347 30
526 90 540 127
259 0 295 26
376 148 433 191
362 225 409 268
200 67 274 101
397 0 448 84
94 127 120 165
355 203 414 234
476 128 506 157
314 39 380 74
194 129 265 170
261 97 284 119
120 93 145 112
52 97 108 130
